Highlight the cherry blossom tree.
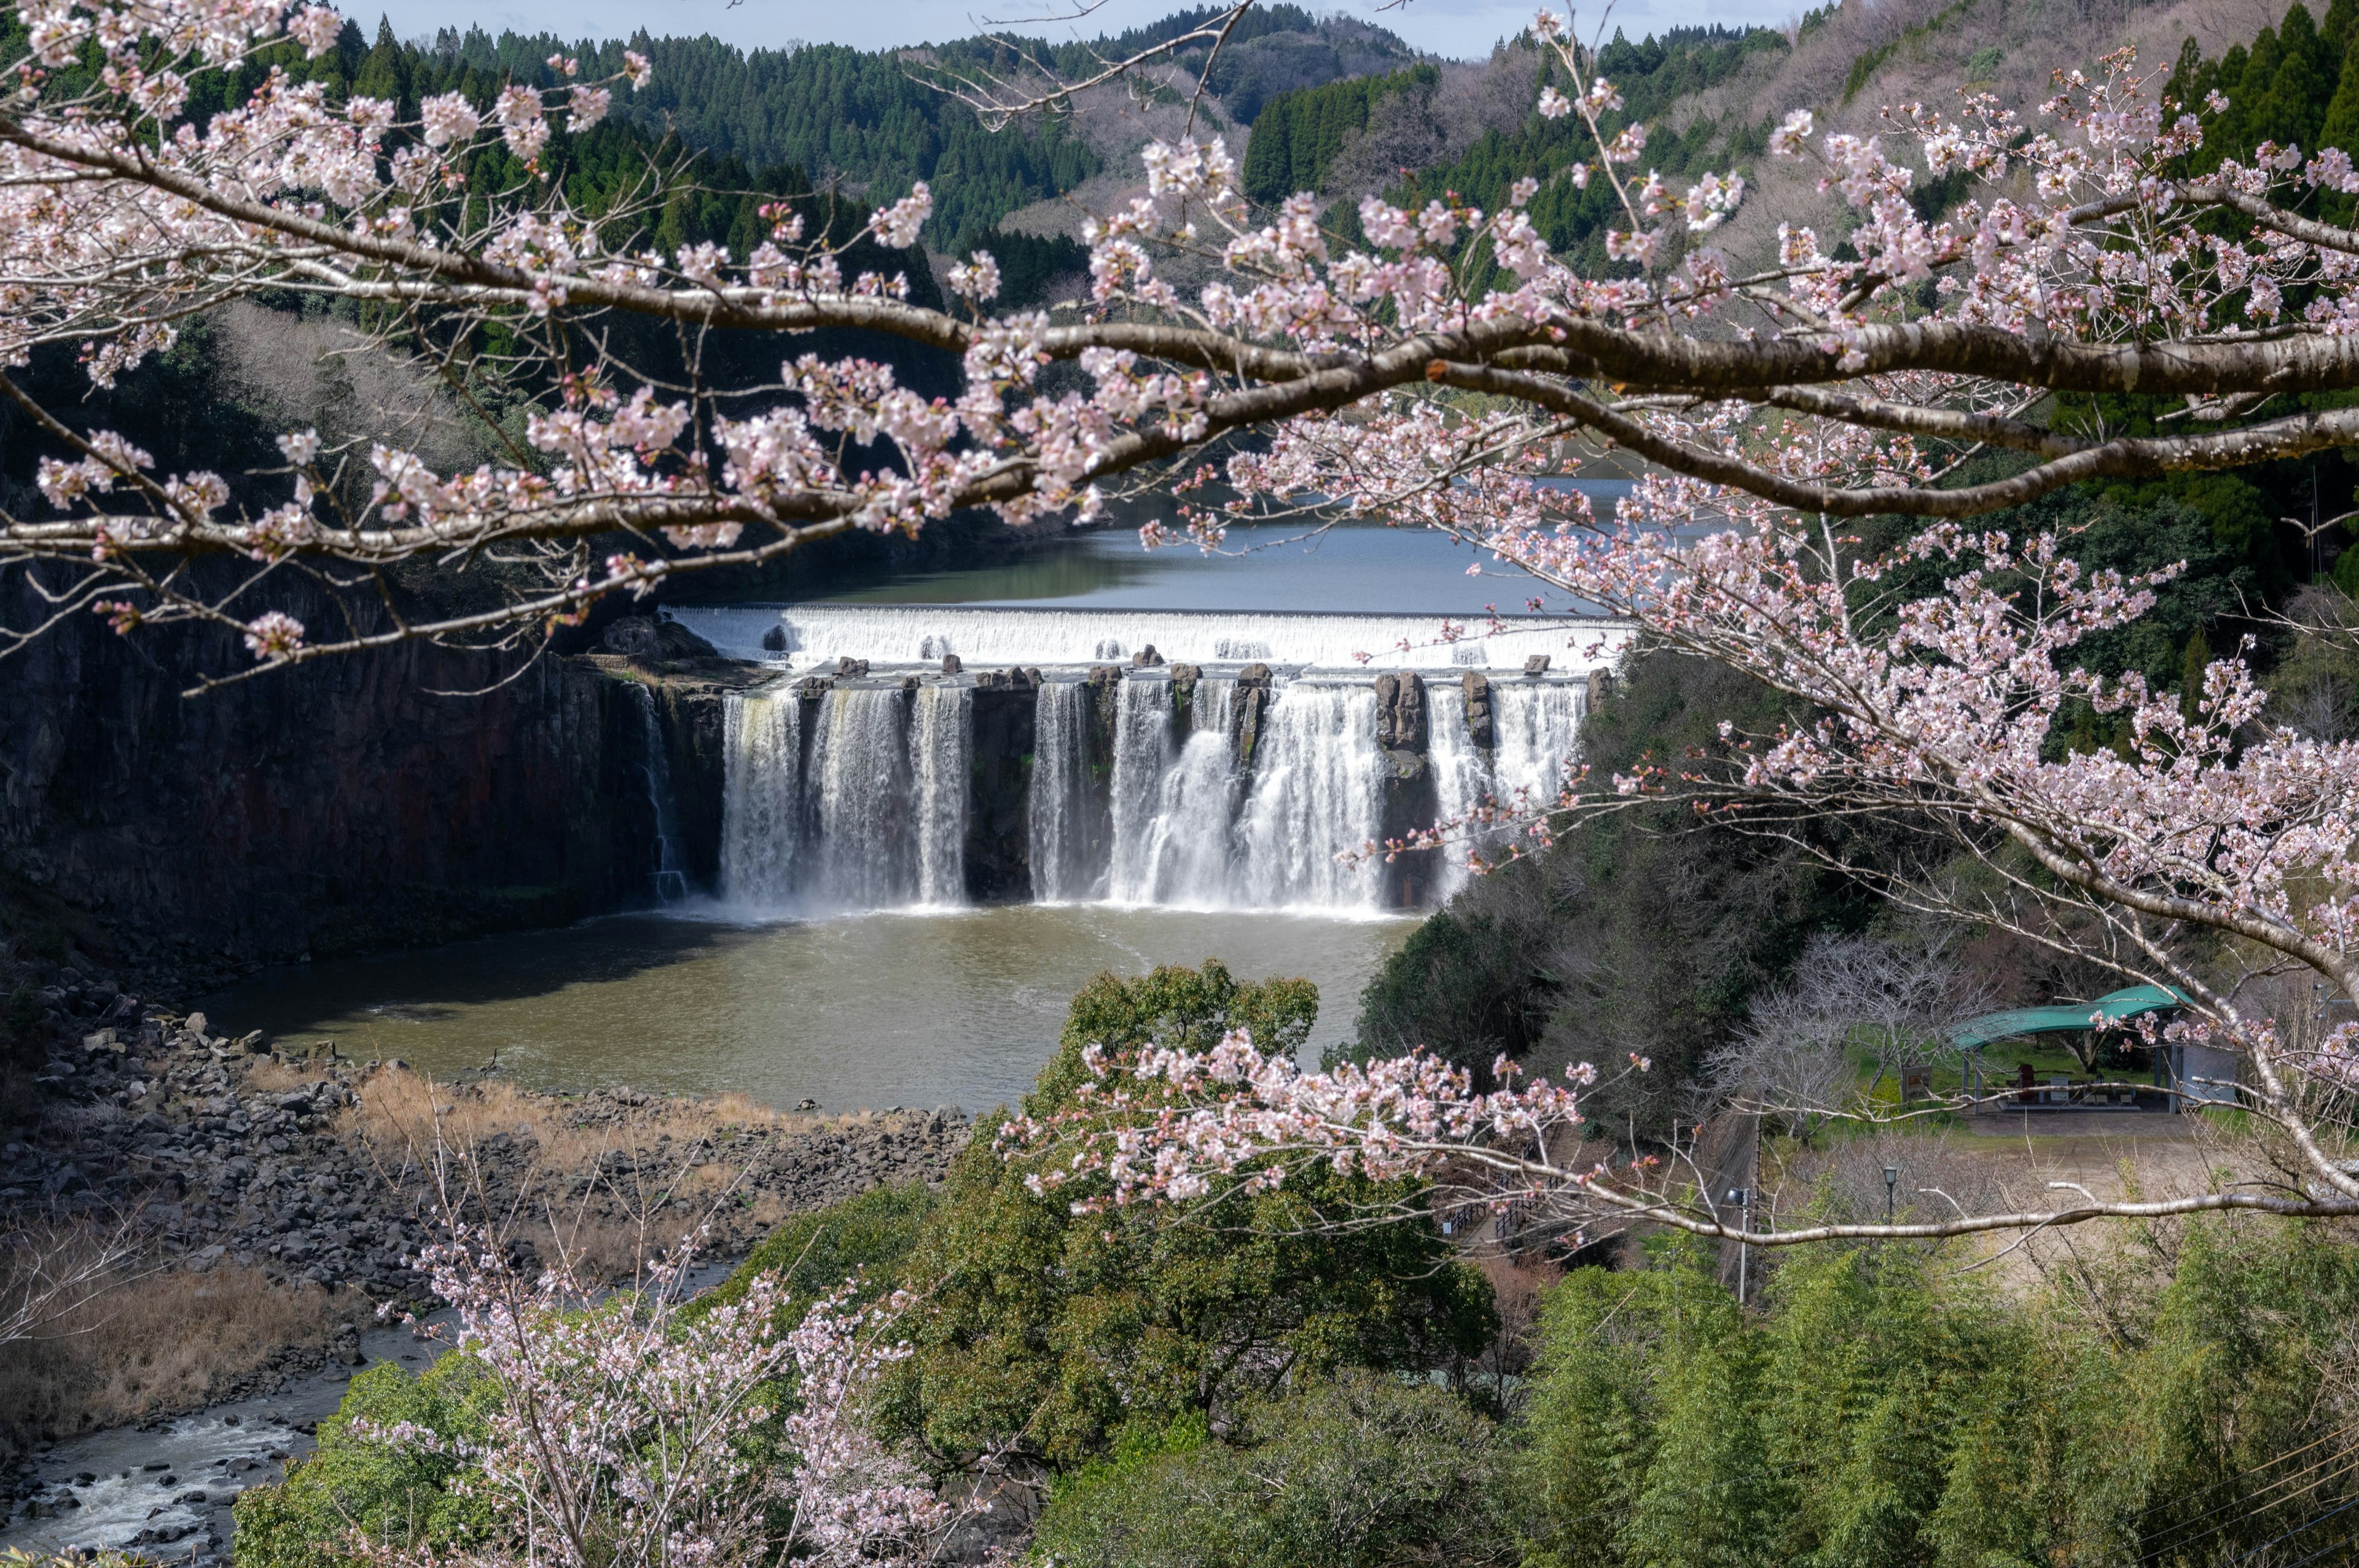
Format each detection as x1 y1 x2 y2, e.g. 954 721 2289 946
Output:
6 0 2359 1237
7 0 2359 682
354 1217 945 1568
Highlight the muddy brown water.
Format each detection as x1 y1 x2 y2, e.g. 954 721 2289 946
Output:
197 905 1414 1115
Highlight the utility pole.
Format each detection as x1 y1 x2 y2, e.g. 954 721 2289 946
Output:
1726 1187 1752 1306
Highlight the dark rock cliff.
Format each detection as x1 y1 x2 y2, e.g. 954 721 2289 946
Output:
0 578 754 995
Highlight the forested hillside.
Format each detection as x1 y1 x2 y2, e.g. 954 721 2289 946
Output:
349 4 1416 249
1357 0 2359 1124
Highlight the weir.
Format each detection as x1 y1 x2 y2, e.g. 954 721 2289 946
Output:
676 603 1622 672
714 607 1610 915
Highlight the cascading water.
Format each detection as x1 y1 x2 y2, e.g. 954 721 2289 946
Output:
676 603 1627 671
716 617 1590 916
1426 679 1589 900
1111 677 1241 906
722 683 972 910
1105 676 1176 902
1232 684 1387 909
1027 679 1092 902
630 682 690 903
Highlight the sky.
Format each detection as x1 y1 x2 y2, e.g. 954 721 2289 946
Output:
369 0 1797 61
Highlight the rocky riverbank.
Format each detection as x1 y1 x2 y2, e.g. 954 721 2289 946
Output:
1 977 971 1479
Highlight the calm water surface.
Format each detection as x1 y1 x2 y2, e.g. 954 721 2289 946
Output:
199 906 1413 1114
780 491 1636 614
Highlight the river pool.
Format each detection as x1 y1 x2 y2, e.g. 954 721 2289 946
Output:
198 904 1413 1114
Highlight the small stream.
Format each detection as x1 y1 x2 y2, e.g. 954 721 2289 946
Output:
2 1314 444 1561
3 1263 735 1561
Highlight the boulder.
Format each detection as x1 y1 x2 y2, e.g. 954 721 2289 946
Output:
761 625 788 653
1586 669 1615 708
1237 662 1273 688
601 617 659 657
941 653 963 674
653 617 719 658
1461 670 1495 749
1523 653 1552 677
1132 644 1165 668
1374 671 1428 751
835 657 870 677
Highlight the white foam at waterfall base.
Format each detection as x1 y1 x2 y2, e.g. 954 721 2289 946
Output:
676 603 1627 672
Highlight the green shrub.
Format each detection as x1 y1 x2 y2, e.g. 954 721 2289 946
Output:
232 1355 495 1568
705 1178 940 1317
1030 1372 1510 1568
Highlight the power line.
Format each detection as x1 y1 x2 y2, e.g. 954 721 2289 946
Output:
2134 1423 2359 1525
2138 1451 2359 1565
2224 1490 2359 1567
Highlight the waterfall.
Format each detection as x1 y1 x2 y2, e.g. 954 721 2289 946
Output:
1491 680 1587 808
630 682 690 903
720 648 1588 917
1120 677 1240 906
1232 684 1385 909
1105 677 1176 902
1424 684 1490 903
721 682 973 911
1425 679 1589 897
1027 679 1093 902
913 684 971 906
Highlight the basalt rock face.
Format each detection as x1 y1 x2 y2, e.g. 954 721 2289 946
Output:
1374 673 1439 910
0 572 754 993
1461 671 1496 750
966 682 1039 902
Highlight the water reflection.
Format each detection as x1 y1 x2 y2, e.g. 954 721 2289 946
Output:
198 906 1413 1115
813 500 1633 615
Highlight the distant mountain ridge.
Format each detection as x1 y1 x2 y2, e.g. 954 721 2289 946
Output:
404 4 1420 248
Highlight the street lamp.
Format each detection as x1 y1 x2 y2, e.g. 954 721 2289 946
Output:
1884 1165 1899 1225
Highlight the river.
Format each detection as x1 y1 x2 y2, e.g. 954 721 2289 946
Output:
189 517 1602 1114
198 905 1412 1113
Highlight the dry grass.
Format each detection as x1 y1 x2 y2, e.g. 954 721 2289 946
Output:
0 1225 368 1459
340 1064 804 1174
334 1066 818 1282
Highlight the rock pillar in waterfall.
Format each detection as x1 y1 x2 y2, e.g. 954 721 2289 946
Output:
1375 671 1439 910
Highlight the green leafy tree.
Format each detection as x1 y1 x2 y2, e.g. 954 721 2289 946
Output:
880 960 1498 1468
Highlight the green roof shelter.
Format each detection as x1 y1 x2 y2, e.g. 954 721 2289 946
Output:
1948 985 2189 1051
1946 985 2229 1109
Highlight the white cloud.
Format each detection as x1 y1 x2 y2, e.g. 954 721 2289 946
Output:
373 0 1794 61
